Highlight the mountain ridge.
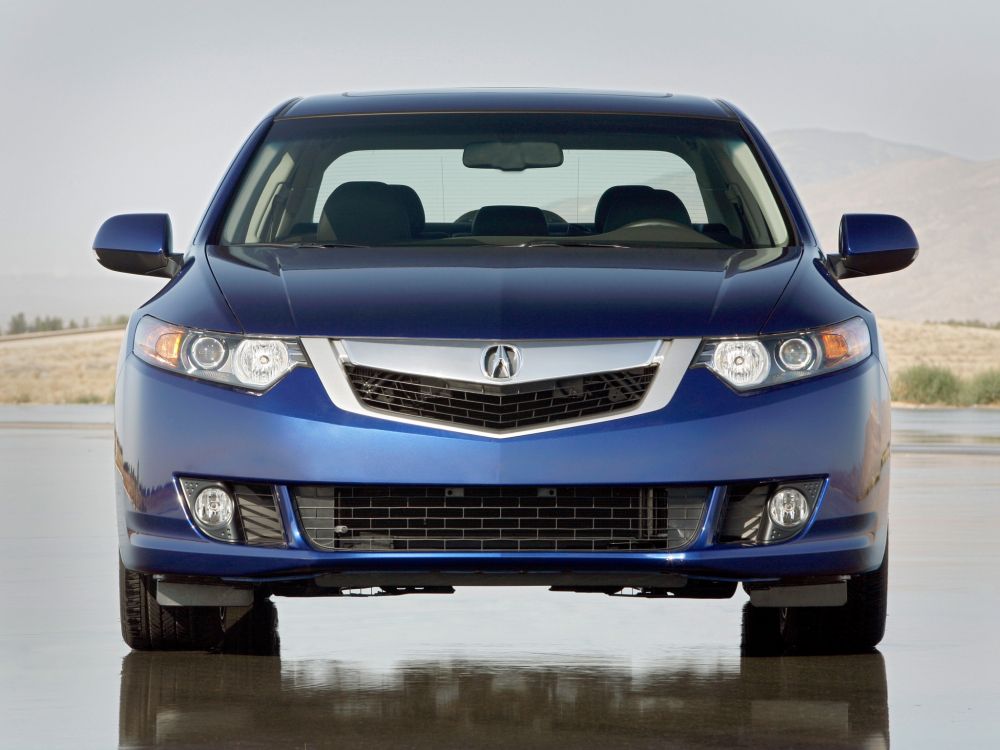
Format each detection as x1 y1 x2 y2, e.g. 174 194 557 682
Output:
767 128 957 184
767 131 999 324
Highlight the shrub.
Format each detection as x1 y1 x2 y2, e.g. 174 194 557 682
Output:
932 319 1000 331
6 312 27 335
965 370 1000 405
893 365 963 405
72 393 105 404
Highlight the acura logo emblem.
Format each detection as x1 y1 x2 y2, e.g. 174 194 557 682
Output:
482 344 521 380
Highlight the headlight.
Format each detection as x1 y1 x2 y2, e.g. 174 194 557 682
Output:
134 316 308 392
694 317 871 391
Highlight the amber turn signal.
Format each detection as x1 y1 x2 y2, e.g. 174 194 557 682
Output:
135 318 185 367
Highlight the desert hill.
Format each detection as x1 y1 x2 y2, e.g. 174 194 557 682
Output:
770 129 998 324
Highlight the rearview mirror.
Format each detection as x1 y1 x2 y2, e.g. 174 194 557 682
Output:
93 214 179 278
463 141 563 171
831 213 918 279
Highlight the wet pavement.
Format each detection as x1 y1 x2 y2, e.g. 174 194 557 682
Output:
1 406 998 748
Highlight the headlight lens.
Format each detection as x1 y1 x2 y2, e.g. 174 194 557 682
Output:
695 317 871 391
711 340 770 388
233 339 291 387
189 335 227 370
777 337 813 371
134 316 308 391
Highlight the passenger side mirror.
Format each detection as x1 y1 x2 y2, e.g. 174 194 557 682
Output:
93 213 179 278
830 214 918 280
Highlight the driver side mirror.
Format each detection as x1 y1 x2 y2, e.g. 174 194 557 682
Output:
829 213 918 280
93 213 179 278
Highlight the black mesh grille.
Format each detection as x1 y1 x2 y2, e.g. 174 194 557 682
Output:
716 485 770 544
344 364 657 431
293 484 708 552
233 484 285 547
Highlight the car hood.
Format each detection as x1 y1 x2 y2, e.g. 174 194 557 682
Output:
205 245 801 339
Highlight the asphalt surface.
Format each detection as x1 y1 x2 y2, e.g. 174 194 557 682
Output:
1 406 998 748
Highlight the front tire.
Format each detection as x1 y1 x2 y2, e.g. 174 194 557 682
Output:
119 559 278 654
740 602 784 656
741 541 888 656
783 543 888 655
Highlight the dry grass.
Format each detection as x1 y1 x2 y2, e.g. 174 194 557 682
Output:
0 330 122 404
878 319 1000 377
1 320 999 404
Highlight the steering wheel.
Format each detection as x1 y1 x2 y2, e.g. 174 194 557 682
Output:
614 218 688 231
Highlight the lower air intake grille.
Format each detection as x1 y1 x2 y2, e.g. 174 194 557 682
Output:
233 484 285 547
292 484 708 552
716 484 771 544
343 364 657 431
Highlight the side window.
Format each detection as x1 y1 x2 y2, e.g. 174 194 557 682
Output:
221 144 297 244
728 142 789 246
245 153 295 242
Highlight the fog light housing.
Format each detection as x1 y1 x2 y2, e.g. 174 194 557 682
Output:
193 487 234 528
767 487 809 529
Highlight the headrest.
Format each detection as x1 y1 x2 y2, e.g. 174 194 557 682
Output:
389 184 425 235
594 185 653 232
318 181 411 244
471 205 548 236
602 189 692 232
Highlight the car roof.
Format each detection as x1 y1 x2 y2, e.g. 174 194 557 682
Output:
277 88 736 120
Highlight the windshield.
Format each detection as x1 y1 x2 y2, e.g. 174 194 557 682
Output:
221 113 790 250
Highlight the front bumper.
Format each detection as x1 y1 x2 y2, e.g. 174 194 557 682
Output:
116 353 892 586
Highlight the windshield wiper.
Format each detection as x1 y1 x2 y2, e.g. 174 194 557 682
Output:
262 241 371 249
517 240 630 249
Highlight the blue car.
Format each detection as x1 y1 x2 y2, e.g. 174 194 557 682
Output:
96 89 917 655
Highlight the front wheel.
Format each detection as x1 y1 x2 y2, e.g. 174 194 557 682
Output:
119 558 278 654
742 541 888 656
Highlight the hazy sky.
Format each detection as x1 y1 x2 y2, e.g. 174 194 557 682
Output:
2 0 999 318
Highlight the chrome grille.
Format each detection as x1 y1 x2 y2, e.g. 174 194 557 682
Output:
343 364 657 431
293 484 708 551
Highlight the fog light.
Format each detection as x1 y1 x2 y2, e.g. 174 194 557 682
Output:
193 487 234 528
767 487 809 529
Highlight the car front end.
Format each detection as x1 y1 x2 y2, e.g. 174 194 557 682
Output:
98 89 916 654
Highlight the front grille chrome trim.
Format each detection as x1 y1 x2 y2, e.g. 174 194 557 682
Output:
302 337 701 438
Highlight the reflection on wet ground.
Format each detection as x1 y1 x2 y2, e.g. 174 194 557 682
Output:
893 407 1000 454
119 652 889 749
1 406 999 748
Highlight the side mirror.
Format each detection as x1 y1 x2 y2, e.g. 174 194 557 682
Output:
93 214 179 278
829 213 918 279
